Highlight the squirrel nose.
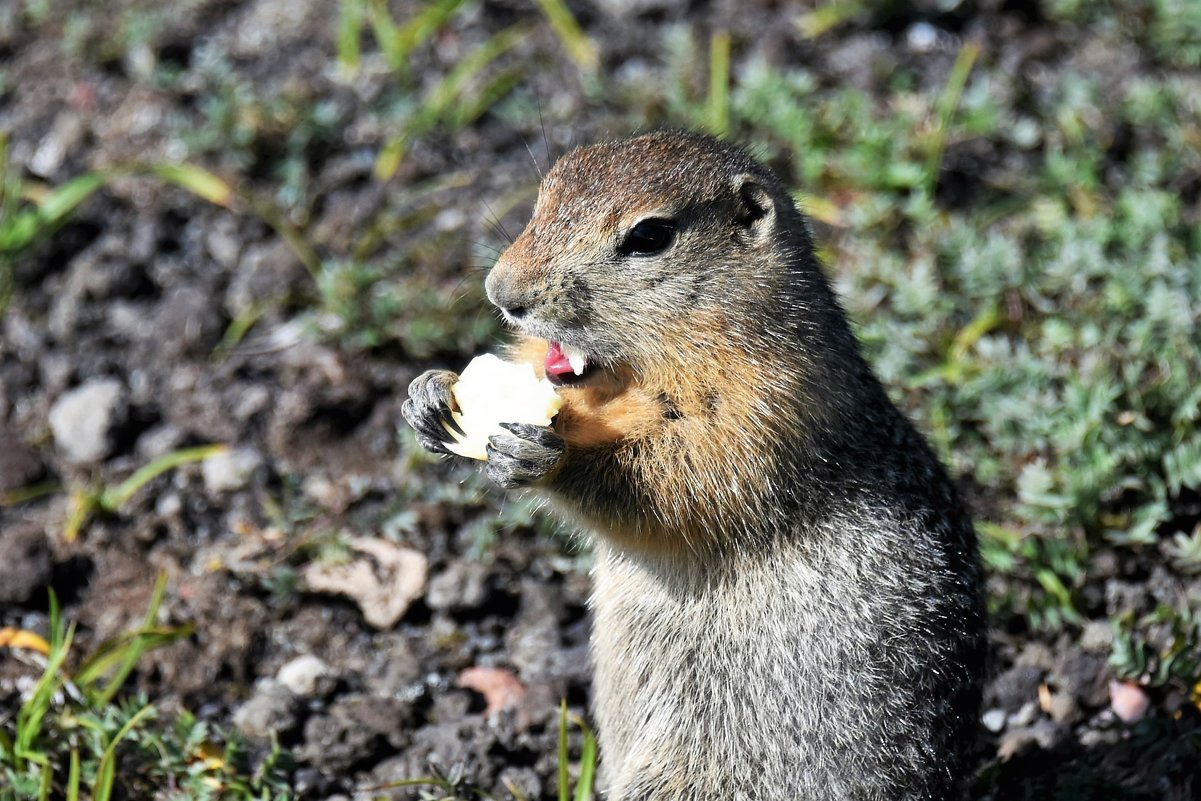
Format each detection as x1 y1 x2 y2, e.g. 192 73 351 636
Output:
485 262 536 320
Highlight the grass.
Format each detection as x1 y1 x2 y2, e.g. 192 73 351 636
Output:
0 580 293 801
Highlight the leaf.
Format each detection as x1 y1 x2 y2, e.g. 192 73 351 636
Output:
0 627 51 655
149 163 234 207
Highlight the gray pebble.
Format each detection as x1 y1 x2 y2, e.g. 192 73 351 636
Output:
48 378 127 463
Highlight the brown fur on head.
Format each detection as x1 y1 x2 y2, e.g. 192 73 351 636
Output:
487 131 810 373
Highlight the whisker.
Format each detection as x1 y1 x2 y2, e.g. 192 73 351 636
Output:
481 201 513 245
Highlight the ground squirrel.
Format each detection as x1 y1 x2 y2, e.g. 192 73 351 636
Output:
403 131 985 800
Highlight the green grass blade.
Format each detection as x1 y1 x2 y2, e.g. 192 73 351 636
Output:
66 749 81 801
375 25 526 179
384 0 469 74
92 703 155 801
532 0 597 73
62 490 98 542
924 39 980 196
86 572 176 706
423 25 527 125
149 163 234 207
795 0 864 38
337 0 365 72
15 622 75 766
210 301 269 363
365 0 403 69
99 444 228 512
37 762 52 801
570 714 597 801
557 700 569 801
446 66 525 130
707 29 731 138
0 173 105 253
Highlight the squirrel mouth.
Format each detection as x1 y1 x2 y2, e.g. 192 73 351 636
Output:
544 341 594 386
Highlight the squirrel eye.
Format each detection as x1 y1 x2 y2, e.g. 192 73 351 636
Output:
619 219 676 256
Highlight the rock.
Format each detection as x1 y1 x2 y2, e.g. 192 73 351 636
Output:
225 239 308 316
987 664 1044 714
48 378 127 463
156 286 223 357
1080 620 1114 653
458 666 527 728
427 562 490 613
29 111 86 177
364 635 423 698
205 215 242 268
1051 648 1110 709
302 537 427 629
1009 699 1040 728
0 523 53 604
202 447 264 495
0 431 43 491
232 679 300 740
982 708 1006 733
276 654 333 698
300 693 411 773
1043 690 1078 723
997 718 1067 760
1109 680 1150 723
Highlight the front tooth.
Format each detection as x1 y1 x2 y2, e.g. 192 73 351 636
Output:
562 343 587 375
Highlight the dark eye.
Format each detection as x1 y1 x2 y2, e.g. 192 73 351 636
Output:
619 219 676 256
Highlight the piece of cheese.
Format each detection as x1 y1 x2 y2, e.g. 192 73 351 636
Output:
443 354 562 460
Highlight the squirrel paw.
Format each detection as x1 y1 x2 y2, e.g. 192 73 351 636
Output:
401 369 462 456
485 422 565 488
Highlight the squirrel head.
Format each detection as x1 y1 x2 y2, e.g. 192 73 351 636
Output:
486 131 824 386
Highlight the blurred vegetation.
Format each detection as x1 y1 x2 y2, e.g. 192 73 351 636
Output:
2 0 1200 795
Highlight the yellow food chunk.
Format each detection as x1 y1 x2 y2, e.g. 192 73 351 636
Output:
443 355 562 460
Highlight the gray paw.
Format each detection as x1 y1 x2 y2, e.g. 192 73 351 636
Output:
485 422 565 488
401 369 462 456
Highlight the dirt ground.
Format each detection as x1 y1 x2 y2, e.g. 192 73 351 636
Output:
2 0 1200 799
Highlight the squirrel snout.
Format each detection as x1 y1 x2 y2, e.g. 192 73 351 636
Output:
485 263 538 320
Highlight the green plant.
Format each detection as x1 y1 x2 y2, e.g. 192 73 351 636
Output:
0 134 105 316
1110 604 1201 700
63 444 228 541
0 581 293 801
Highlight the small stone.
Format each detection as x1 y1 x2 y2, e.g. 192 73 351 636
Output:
1080 620 1114 653
427 562 490 612
1044 691 1078 723
202 447 263 495
1008 700 1040 728
48 378 127 463
276 654 333 698
458 666 527 726
303 537 428 629
997 719 1067 760
29 112 86 177
1109 680 1150 723
300 694 411 773
982 708 1006 733
987 664 1044 714
232 679 299 740
0 523 53 604
156 286 222 357
205 216 242 268
225 240 308 316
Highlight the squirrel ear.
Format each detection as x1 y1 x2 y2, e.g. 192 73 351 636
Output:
735 175 775 235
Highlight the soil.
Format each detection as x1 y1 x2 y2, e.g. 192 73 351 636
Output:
2 1 1200 800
